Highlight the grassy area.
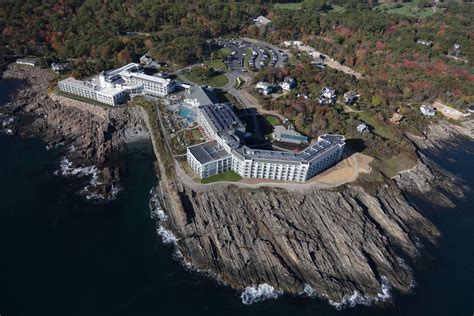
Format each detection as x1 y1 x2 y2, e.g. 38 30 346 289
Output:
218 47 231 56
265 115 281 126
132 97 176 178
273 2 302 10
370 151 417 178
201 170 242 184
374 0 441 18
190 129 203 141
223 92 243 110
243 48 254 72
235 77 243 89
55 89 110 107
203 58 227 71
357 111 395 141
183 68 229 88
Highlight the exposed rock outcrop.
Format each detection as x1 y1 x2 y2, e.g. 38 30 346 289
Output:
406 119 473 150
1 65 149 199
156 180 438 305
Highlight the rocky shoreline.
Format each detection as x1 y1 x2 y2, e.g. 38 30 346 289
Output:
1 65 149 200
2 64 472 307
153 119 472 305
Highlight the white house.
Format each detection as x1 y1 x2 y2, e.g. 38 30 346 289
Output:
283 40 303 47
280 77 296 91
256 82 274 95
356 123 368 134
417 39 433 47
318 87 337 105
254 16 271 26
420 104 436 116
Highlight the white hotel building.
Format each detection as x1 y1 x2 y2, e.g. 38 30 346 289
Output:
186 87 345 182
58 63 175 106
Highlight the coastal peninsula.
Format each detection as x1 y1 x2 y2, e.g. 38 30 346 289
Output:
1 0 473 311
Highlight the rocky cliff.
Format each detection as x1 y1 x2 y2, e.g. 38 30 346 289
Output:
155 122 471 306
1 65 149 199
155 179 438 305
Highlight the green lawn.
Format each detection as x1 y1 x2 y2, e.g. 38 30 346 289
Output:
201 171 242 184
203 58 227 71
273 2 302 10
265 115 281 126
374 0 441 18
191 129 203 141
56 89 109 107
357 111 395 141
183 68 229 88
243 48 254 71
223 92 243 109
218 47 231 57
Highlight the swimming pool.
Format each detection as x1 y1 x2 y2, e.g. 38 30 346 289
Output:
179 106 195 123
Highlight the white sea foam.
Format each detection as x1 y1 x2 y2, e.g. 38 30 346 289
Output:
301 284 318 298
46 142 65 151
240 284 283 305
55 157 119 200
149 188 178 245
414 236 424 248
328 276 392 310
0 115 14 135
157 226 178 245
396 256 413 272
172 249 195 271
55 157 99 179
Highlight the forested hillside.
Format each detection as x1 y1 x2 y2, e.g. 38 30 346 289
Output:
0 0 266 71
1 0 472 172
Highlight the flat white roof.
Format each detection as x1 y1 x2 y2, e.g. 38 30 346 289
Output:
128 72 172 85
97 86 125 97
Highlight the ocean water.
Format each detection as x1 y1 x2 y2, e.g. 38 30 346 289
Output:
0 80 473 315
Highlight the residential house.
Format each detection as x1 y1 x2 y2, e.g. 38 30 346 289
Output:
256 82 274 95
253 16 271 26
280 77 296 91
318 87 337 105
420 104 436 116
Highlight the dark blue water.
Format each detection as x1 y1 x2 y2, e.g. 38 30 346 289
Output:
0 80 472 315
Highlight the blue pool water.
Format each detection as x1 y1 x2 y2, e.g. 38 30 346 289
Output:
179 106 195 123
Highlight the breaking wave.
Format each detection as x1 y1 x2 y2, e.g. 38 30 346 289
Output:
55 157 99 178
241 284 283 305
328 276 392 310
301 284 317 298
149 188 178 245
0 114 15 134
55 157 120 201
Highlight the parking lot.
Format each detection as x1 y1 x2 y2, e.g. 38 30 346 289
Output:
213 38 288 74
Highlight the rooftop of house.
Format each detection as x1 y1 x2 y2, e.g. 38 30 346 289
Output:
254 16 271 26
